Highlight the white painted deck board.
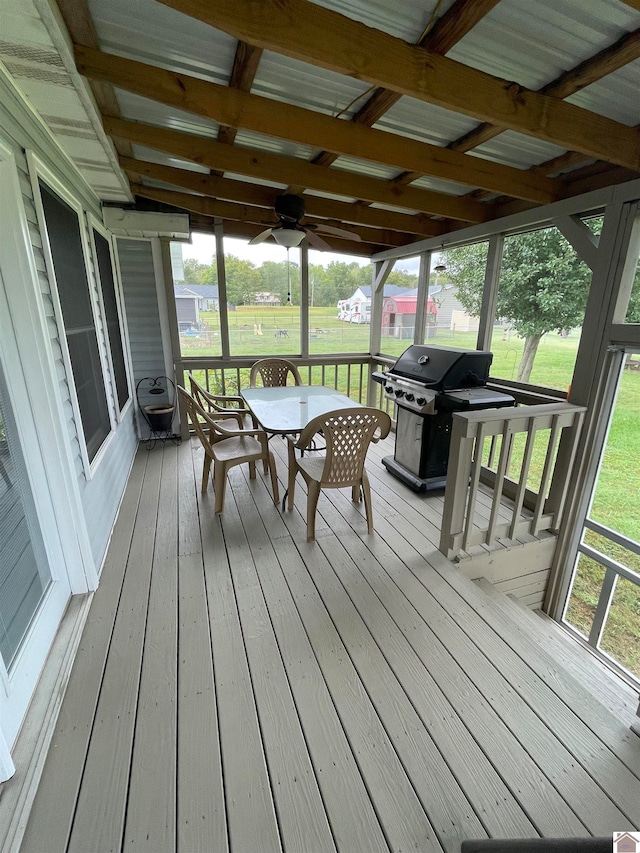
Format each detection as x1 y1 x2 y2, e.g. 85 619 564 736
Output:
22 438 640 852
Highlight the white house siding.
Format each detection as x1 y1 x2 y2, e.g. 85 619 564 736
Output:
116 238 169 440
0 76 137 572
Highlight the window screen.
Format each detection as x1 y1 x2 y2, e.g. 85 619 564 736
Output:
93 229 129 411
39 182 111 462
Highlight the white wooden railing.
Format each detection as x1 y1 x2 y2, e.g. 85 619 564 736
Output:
439 402 586 560
175 354 395 415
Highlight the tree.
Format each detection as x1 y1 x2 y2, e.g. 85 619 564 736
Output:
447 228 593 382
183 257 216 285
224 255 262 305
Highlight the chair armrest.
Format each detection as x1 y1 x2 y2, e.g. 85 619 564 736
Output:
207 410 245 428
214 419 267 440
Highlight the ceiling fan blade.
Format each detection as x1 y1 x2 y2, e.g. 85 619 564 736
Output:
308 222 362 241
304 229 333 251
249 227 275 245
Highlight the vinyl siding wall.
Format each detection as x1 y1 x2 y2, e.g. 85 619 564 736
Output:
0 73 137 572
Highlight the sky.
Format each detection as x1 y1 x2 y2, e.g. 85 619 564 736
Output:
179 231 421 274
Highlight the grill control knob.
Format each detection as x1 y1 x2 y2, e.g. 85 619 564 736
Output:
394 388 404 398
405 393 415 402
385 385 394 394
416 397 426 406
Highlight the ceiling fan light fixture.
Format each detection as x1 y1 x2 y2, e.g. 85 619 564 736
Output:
273 228 305 248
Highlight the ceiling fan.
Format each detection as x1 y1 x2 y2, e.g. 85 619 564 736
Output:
249 194 361 250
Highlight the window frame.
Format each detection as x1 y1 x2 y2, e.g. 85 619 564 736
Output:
87 214 134 421
28 152 116 478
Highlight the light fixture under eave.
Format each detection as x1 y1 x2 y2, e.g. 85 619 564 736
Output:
273 228 305 248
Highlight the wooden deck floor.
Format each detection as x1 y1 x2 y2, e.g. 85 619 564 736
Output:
20 436 640 853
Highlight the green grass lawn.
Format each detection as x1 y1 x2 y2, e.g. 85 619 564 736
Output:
183 305 640 676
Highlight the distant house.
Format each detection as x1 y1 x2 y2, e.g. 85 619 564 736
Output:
174 285 201 329
382 293 437 339
252 291 281 306
192 284 219 311
340 284 414 324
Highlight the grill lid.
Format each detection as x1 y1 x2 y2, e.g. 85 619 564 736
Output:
389 345 493 391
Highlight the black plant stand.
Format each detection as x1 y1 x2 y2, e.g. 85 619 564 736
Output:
136 376 181 449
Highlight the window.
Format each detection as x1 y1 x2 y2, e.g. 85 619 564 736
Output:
38 181 111 462
488 227 589 390
308 250 372 355
92 228 130 412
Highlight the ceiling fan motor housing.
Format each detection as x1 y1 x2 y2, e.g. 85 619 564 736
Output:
275 193 306 223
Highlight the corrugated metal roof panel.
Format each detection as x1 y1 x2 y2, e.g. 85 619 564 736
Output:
88 0 237 82
328 155 400 181
307 0 456 43
446 0 640 88
471 131 569 170
252 50 372 119
115 89 219 136
567 59 640 125
373 96 480 147
233 129 315 161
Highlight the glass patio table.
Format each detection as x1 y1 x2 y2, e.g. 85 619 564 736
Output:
240 385 360 435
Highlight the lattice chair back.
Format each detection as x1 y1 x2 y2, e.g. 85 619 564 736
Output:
316 409 390 485
286 406 392 541
249 358 303 387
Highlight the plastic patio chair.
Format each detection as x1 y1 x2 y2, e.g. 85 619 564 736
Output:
187 372 251 429
249 358 303 388
286 407 391 541
178 386 279 514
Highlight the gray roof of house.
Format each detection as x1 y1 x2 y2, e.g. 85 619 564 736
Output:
174 284 219 298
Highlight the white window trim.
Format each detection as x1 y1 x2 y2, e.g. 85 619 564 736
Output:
87 214 134 422
0 140 95 593
27 151 116 479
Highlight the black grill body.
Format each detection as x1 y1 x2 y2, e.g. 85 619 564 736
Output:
373 345 514 491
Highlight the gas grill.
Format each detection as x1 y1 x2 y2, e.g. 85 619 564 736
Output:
372 344 514 491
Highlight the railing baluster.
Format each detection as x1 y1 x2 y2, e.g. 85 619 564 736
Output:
486 421 513 545
508 417 538 539
462 423 487 551
531 414 562 536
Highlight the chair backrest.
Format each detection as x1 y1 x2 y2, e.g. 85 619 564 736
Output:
186 372 213 410
250 358 303 388
178 385 215 453
301 407 391 486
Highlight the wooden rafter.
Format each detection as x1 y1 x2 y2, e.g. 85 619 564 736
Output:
312 0 500 167
118 157 442 236
74 46 560 204
187 213 383 256
156 0 640 172
450 27 640 155
103 117 491 221
217 42 263 147
129 183 414 246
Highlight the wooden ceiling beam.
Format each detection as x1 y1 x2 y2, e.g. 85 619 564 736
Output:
104 116 489 221
118 157 443 235
74 45 559 204
187 214 384 257
217 41 263 146
129 183 413 246
156 0 640 172
346 0 501 129
450 27 640 154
